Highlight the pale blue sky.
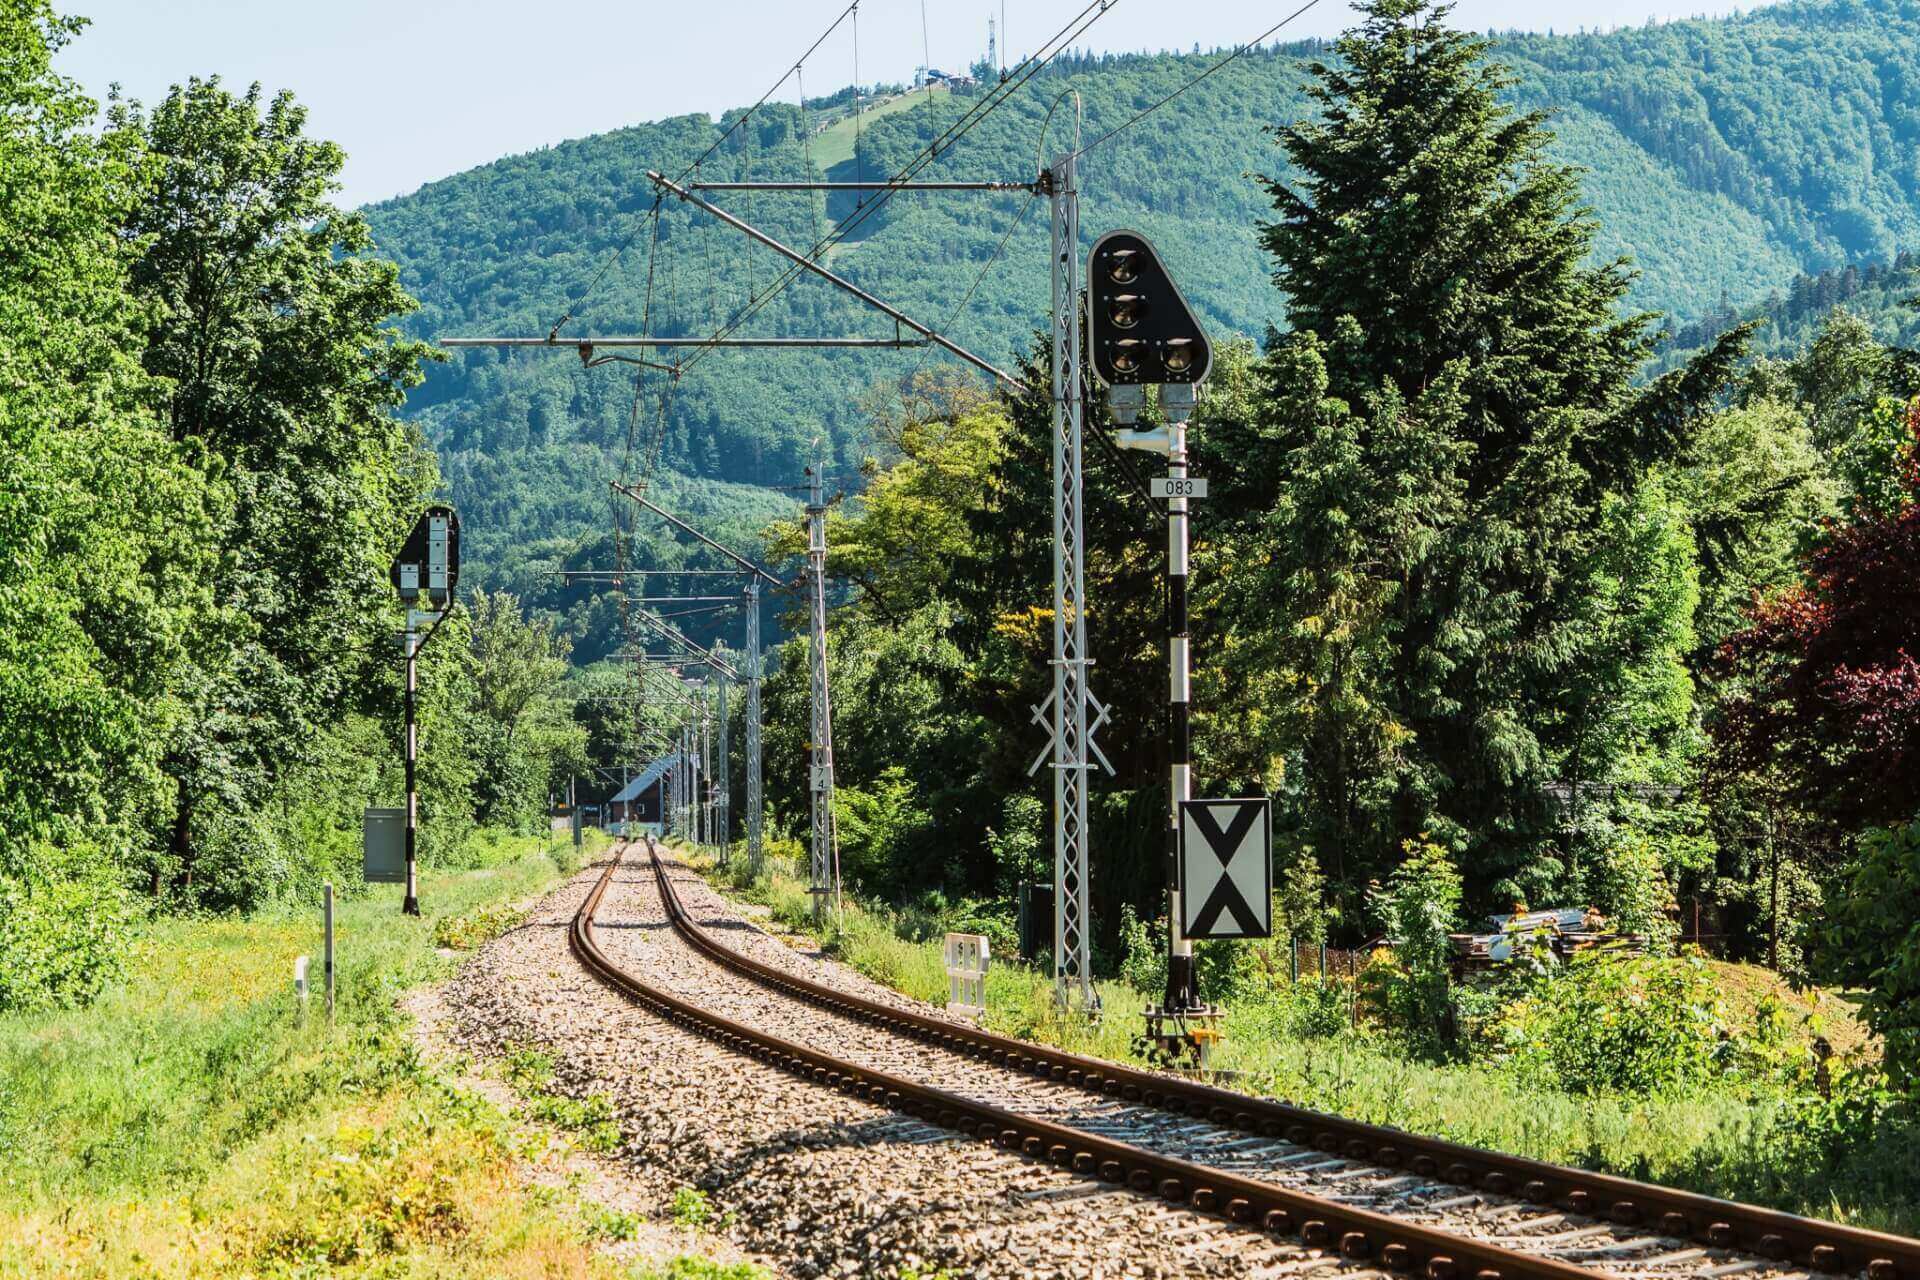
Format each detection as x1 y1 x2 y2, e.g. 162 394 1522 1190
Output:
57 0 1761 209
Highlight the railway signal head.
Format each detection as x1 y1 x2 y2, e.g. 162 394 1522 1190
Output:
390 505 461 609
1088 231 1211 389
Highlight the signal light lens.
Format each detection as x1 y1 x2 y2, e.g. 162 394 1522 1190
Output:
1163 340 1195 374
1109 295 1147 329
1111 341 1146 375
1107 249 1140 284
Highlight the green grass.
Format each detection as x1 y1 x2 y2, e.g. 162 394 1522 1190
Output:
681 841 1920 1235
0 827 702 1278
810 85 951 170
0 831 605 1206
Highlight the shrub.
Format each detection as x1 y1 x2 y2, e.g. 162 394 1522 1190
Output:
986 794 1045 898
0 844 137 1013
1274 849 1329 945
1367 838 1462 1055
1283 979 1353 1039
1118 904 1166 999
1823 816 1920 1095
1732 1065 1920 1215
893 891 1018 958
1231 977 1352 1042
1591 830 1681 951
832 767 930 895
1497 951 1731 1095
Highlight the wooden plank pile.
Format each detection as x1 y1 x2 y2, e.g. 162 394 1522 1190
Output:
1447 906 1646 971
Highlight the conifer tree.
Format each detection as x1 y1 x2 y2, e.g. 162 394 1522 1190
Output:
1230 0 1742 905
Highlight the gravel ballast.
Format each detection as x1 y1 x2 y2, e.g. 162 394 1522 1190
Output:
438 854 1336 1279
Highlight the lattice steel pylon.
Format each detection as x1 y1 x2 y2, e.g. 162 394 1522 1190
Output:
681 724 696 841
1047 151 1098 1012
715 666 731 863
806 466 841 923
703 686 717 850
745 581 765 876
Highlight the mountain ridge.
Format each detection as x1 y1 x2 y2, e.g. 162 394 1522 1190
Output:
364 0 1920 621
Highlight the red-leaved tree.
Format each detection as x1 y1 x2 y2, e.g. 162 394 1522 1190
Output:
1714 398 1920 831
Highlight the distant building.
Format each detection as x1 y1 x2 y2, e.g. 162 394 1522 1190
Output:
605 754 683 834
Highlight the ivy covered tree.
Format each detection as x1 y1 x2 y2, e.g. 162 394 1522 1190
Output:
1227 0 1744 908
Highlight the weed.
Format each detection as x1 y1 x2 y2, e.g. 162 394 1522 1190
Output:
632 1258 770 1280
672 1185 714 1226
433 901 528 950
528 1090 622 1153
590 1204 644 1241
504 1042 557 1089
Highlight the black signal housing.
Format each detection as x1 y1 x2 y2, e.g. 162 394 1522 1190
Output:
1088 230 1211 387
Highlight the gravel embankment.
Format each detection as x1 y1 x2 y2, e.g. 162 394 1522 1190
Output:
438 854 1334 1279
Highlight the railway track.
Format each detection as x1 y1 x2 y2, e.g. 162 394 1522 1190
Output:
570 841 1918 1280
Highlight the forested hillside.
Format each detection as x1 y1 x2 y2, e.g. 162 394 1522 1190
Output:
1660 251 1920 370
367 0 1920 618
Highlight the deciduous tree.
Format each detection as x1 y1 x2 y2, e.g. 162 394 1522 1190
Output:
112 78 436 899
1714 399 1920 832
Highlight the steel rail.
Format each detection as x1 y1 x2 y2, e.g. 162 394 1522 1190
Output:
569 844 1601 1280
644 845 1916 1280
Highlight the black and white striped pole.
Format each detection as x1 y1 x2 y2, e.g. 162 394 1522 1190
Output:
1165 396 1200 1011
1112 389 1204 1013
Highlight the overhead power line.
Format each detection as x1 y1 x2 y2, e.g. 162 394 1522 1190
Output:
904 187 1040 387
1074 0 1327 160
670 0 1121 384
550 0 865 337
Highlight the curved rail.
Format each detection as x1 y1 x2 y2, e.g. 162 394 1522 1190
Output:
571 844 1599 1280
641 842 1917 1280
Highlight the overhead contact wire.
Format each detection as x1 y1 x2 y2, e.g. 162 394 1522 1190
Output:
1073 0 1327 160
673 0 1119 383
549 0 864 336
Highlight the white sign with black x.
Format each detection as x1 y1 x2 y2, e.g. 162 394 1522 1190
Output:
1178 798 1273 940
